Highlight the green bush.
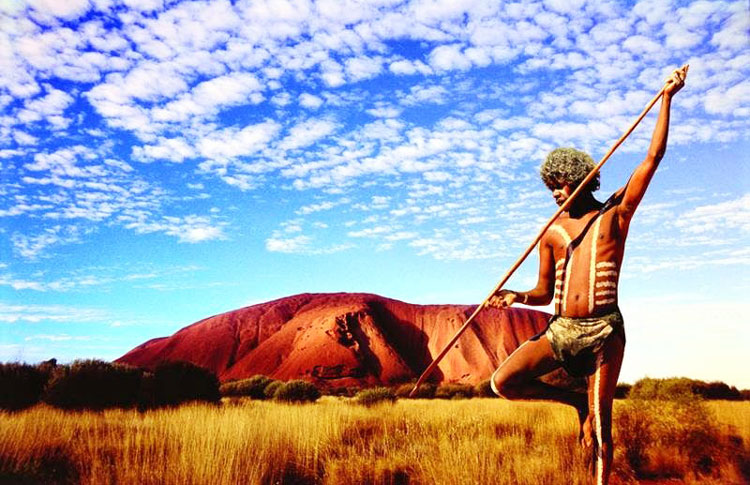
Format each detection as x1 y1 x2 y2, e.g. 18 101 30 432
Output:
263 380 283 399
615 383 632 399
435 383 474 399
273 380 321 403
43 360 143 410
0 363 50 410
355 387 397 407
615 397 724 479
151 361 220 407
220 375 273 399
395 382 435 399
474 379 496 398
323 386 360 397
628 377 745 401
629 377 696 401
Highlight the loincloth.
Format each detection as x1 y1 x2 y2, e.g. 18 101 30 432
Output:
532 309 625 377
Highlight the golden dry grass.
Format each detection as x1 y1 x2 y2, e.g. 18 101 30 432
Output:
1 398 748 484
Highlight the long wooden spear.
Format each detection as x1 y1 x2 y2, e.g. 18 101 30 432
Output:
409 65 689 397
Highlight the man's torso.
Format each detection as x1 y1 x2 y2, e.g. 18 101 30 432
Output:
546 198 626 318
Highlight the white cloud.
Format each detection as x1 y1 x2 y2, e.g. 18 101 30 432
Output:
11 225 82 259
17 88 75 126
27 0 91 21
400 85 449 105
345 55 383 82
279 118 337 151
0 302 107 323
197 120 281 160
153 73 264 122
299 93 323 109
674 193 750 234
428 44 472 72
124 215 226 243
265 234 311 253
388 59 432 76
13 130 38 145
133 137 195 163
704 79 750 116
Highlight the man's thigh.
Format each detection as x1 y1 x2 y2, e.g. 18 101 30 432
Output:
588 333 625 419
494 334 561 383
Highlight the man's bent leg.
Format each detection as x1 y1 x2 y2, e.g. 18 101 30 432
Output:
588 333 625 485
491 335 587 413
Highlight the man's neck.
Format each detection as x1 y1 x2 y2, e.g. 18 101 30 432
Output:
567 192 601 218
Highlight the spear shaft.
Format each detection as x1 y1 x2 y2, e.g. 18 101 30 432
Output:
409 66 688 397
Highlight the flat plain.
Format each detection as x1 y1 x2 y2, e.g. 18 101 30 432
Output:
1 398 748 484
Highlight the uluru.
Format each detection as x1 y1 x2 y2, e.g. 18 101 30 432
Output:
116 292 553 388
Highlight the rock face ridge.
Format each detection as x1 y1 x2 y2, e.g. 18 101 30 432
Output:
116 292 551 387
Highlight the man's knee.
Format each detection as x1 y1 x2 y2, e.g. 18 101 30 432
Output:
491 368 522 399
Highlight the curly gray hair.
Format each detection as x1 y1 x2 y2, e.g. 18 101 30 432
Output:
540 147 600 192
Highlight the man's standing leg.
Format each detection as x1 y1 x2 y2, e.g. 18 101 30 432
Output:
588 334 625 485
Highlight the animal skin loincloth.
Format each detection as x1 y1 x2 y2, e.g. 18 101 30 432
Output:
532 309 625 377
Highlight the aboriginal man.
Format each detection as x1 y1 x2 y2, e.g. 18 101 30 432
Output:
487 67 686 485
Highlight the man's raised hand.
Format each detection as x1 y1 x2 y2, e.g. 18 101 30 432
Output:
665 65 688 97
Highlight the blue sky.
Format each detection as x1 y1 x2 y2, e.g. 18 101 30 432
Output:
2 0 749 388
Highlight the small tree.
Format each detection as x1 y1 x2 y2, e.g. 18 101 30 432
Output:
615 383 632 399
435 383 474 399
354 387 397 407
0 363 49 410
474 379 496 398
151 361 220 407
220 375 273 399
43 360 143 410
273 380 321 403
263 380 283 399
395 382 436 399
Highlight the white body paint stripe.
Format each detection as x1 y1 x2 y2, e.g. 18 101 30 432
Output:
589 216 602 313
595 290 616 297
549 226 572 314
596 261 616 268
595 281 617 288
596 270 618 277
596 298 616 305
594 352 605 485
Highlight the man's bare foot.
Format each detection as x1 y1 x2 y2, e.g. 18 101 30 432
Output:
576 406 592 444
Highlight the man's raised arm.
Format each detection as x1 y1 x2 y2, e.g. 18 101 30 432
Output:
618 67 687 227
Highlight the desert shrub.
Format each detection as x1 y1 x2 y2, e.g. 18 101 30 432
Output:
629 377 700 401
474 379 496 398
615 383 632 399
220 375 272 399
435 383 474 399
395 382 436 399
151 361 220 407
741 389 750 401
355 387 397 407
273 380 321 403
0 363 50 410
323 386 358 397
615 397 724 479
629 377 746 402
43 360 143 410
263 380 283 399
698 381 742 400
